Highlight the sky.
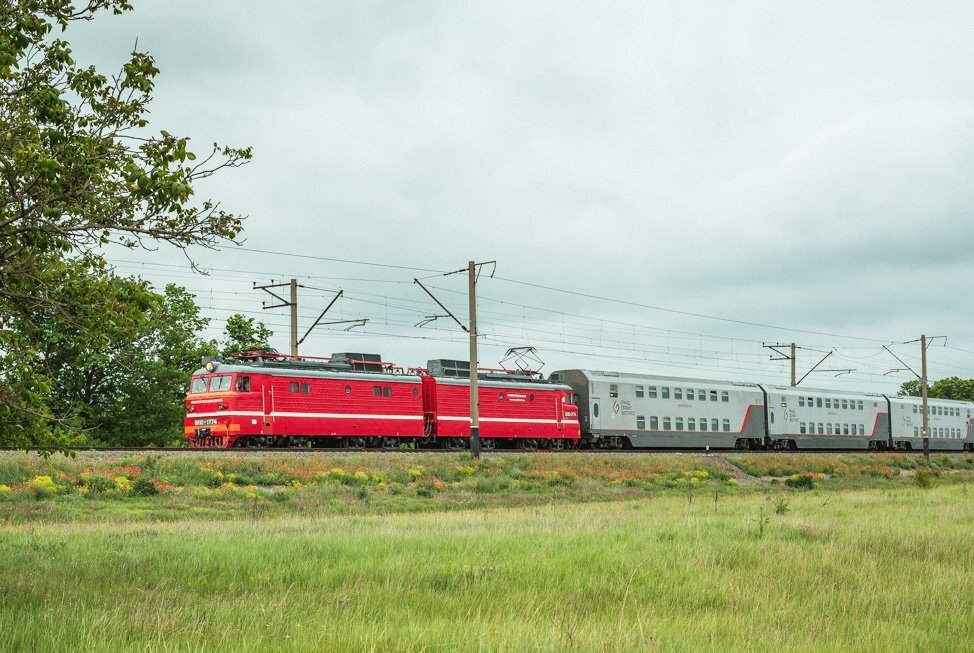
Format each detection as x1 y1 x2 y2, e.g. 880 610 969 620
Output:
67 1 974 393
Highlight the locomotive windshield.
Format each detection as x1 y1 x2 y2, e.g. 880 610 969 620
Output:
189 375 233 394
210 375 232 392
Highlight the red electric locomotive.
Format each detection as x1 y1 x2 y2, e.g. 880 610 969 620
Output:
421 359 580 450
185 352 425 448
185 352 581 449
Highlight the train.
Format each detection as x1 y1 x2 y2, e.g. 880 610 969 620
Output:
185 352 580 449
185 351 974 451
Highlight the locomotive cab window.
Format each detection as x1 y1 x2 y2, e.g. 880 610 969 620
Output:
211 376 232 392
235 376 251 392
190 377 208 394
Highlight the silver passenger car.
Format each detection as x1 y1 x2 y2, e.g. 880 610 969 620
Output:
887 396 973 451
549 370 765 448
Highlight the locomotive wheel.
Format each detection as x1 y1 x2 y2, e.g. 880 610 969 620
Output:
380 437 398 449
549 439 566 451
481 438 497 450
518 438 538 451
346 436 366 449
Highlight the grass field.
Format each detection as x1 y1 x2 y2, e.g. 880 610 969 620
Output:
2 452 973 651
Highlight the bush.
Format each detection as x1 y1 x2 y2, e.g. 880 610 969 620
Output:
914 469 935 489
132 478 159 496
27 475 60 499
785 474 815 490
85 474 116 494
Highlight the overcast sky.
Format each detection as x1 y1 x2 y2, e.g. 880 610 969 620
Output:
69 1 974 393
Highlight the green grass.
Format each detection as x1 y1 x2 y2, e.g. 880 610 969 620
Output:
3 481 974 651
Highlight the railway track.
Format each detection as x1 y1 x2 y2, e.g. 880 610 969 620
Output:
1 447 968 455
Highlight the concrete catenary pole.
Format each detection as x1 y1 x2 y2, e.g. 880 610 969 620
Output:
921 334 929 460
290 278 298 357
468 261 481 458
790 342 797 387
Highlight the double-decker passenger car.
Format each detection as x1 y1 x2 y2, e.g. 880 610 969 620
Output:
551 369 974 451
763 385 888 449
887 396 973 451
547 370 766 449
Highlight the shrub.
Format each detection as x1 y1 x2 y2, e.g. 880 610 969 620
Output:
132 478 159 496
27 475 60 499
0 484 12 500
113 477 132 494
785 474 815 490
914 469 935 489
85 474 116 494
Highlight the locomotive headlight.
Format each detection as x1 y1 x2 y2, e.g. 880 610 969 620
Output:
205 361 218 372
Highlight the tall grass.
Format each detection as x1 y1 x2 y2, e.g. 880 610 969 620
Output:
2 484 974 651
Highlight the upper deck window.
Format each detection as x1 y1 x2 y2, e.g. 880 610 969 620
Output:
609 384 618 398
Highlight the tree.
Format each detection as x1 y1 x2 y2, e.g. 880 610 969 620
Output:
898 377 974 402
9 260 218 446
221 314 273 355
0 1 250 450
897 379 921 397
98 285 218 446
0 1 251 298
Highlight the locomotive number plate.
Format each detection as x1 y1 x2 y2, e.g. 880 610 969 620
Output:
194 418 218 426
